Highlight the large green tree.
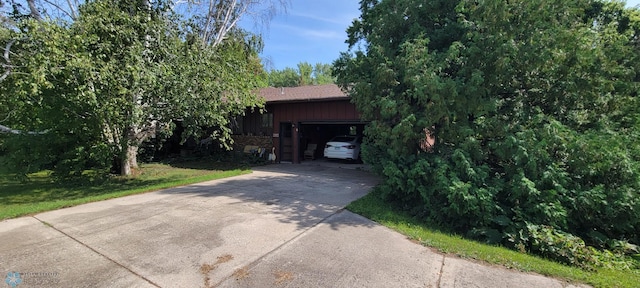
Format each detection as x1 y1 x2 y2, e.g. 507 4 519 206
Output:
335 0 640 267
267 61 335 87
267 67 300 87
312 62 334 85
0 0 267 176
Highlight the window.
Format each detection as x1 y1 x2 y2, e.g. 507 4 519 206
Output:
261 113 273 135
262 113 273 129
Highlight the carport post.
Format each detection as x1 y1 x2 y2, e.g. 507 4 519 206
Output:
293 122 300 163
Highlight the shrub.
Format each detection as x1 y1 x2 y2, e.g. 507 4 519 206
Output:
336 0 640 268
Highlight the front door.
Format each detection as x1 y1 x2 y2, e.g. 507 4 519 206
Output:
279 122 293 162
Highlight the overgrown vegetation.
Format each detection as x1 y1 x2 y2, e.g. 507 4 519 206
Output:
0 159 250 220
348 189 640 288
0 0 282 177
335 0 640 269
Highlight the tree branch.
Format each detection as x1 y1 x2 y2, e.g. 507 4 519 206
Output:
192 0 287 47
0 39 16 82
65 0 78 19
42 0 77 20
26 0 43 21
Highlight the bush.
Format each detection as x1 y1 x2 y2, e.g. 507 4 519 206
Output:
366 116 640 269
336 0 640 269
0 132 112 179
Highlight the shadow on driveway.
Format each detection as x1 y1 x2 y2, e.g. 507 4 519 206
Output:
156 163 380 231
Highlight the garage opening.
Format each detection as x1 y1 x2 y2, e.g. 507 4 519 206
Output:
298 121 367 161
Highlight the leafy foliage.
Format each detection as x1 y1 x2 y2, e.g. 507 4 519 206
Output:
267 67 300 87
267 61 335 87
0 0 266 176
335 0 640 268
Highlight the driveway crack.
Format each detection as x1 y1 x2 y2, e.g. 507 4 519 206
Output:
436 254 445 287
211 208 348 287
32 216 161 288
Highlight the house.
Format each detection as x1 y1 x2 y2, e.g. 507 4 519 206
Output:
232 84 366 163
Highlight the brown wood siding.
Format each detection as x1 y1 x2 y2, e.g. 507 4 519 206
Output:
271 100 360 123
253 100 362 163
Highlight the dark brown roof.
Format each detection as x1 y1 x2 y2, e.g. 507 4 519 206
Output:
259 84 348 103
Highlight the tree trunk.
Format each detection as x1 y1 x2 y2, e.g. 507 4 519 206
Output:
128 145 139 169
120 144 139 176
121 156 131 176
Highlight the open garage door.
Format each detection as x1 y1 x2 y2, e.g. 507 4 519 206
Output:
298 121 367 161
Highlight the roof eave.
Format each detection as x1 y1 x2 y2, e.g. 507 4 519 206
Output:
264 97 351 104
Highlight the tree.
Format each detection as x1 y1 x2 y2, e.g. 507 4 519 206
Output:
312 62 334 85
0 23 12 83
2 0 288 45
267 61 335 87
0 0 17 83
0 0 268 176
0 18 112 177
335 0 640 267
1 0 287 90
184 0 288 47
267 67 299 87
296 61 312 85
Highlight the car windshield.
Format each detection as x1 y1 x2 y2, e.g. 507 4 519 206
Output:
331 136 356 142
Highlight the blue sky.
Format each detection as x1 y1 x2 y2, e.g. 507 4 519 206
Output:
249 0 640 71
244 0 360 71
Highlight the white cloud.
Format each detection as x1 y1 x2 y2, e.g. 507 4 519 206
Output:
273 23 345 40
290 10 357 26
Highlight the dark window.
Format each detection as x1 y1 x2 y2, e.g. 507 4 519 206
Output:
261 113 273 135
262 113 273 129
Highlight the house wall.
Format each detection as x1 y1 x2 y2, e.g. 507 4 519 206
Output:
270 99 360 122
269 99 362 163
233 111 272 136
232 99 362 163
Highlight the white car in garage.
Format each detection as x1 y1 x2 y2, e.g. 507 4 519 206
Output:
323 135 361 160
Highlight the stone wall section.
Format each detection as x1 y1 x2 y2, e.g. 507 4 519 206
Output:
231 135 273 152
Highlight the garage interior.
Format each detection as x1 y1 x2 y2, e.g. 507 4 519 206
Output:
297 121 366 161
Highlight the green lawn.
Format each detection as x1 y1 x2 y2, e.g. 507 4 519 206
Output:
347 189 640 288
0 159 250 220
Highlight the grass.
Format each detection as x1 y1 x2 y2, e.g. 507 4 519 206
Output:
347 189 640 288
0 159 251 220
4 159 638 287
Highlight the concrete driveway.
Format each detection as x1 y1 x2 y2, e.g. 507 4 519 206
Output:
0 164 585 287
